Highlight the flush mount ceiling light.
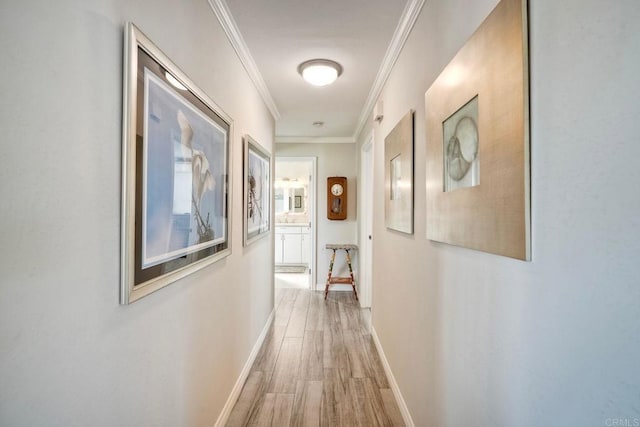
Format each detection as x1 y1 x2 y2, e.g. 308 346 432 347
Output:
297 59 343 87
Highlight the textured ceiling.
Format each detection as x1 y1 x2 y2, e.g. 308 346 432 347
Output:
224 0 408 140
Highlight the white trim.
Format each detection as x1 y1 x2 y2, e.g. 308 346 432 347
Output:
310 158 318 288
352 0 426 141
362 129 374 149
275 136 355 144
359 133 374 308
371 326 415 427
207 0 281 120
214 309 275 427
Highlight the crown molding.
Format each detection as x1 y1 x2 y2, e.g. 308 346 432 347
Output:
352 0 426 141
207 0 281 120
275 136 355 144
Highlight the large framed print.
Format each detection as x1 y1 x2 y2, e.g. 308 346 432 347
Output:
425 0 530 260
121 23 232 304
384 110 414 234
243 135 271 246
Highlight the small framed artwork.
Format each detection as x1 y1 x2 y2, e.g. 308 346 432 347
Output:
425 0 530 260
243 135 271 246
443 95 479 192
121 23 232 304
384 110 414 234
294 195 302 209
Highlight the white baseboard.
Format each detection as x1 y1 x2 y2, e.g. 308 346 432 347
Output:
371 326 415 427
214 309 275 427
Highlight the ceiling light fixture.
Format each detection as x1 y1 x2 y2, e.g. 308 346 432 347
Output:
297 59 343 87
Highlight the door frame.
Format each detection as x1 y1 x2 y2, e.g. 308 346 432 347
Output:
274 156 317 289
359 133 374 308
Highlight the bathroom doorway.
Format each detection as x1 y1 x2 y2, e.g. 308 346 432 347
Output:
274 157 317 290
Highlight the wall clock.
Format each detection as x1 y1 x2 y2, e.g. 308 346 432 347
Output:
327 176 347 220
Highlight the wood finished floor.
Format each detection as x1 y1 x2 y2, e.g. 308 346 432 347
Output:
226 288 405 427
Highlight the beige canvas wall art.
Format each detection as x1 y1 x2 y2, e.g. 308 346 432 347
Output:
425 0 530 260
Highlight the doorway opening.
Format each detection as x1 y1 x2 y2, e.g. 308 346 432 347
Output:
274 157 317 290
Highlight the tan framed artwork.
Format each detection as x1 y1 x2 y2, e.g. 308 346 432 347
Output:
425 0 530 260
385 110 414 234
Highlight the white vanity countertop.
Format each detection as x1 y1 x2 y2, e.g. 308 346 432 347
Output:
275 223 310 227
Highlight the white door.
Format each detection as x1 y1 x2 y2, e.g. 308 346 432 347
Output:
360 138 374 308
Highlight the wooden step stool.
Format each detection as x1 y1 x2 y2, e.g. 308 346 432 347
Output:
324 244 358 300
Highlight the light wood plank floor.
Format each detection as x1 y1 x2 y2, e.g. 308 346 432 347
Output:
226 288 405 427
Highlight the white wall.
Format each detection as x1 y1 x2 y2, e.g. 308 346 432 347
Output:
0 0 274 425
361 0 640 425
276 143 358 289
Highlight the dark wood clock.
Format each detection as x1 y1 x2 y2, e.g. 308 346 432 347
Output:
327 176 347 220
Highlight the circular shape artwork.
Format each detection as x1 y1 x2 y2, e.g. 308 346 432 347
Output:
446 116 478 181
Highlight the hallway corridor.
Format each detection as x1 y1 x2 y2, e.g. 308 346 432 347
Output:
226 289 404 426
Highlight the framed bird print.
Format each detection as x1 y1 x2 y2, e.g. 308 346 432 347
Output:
121 23 232 304
243 135 271 246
